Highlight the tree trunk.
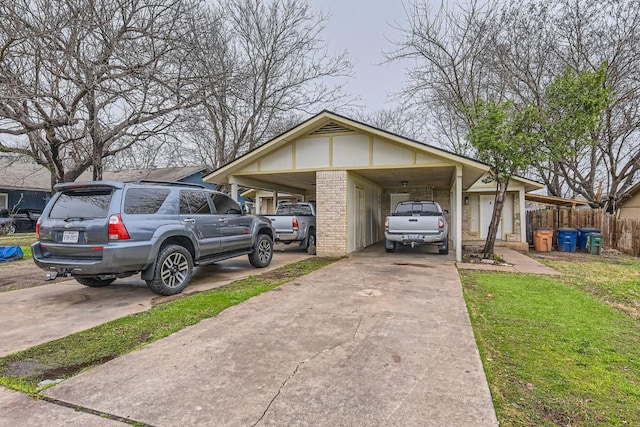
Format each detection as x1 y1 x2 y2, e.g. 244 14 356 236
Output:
483 181 508 259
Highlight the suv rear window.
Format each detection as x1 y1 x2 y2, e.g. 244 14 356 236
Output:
124 188 170 214
49 189 112 219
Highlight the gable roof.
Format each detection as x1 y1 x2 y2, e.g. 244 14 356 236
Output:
204 110 543 192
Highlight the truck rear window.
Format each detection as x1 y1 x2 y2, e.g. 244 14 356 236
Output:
276 204 313 216
396 203 439 216
49 190 112 219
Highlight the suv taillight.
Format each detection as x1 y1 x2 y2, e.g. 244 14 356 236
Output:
385 218 389 231
292 217 299 231
438 218 444 230
36 216 41 239
108 214 130 240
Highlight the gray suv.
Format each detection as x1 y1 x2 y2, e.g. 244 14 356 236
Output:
32 180 275 295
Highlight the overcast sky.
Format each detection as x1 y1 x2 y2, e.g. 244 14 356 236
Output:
309 0 412 112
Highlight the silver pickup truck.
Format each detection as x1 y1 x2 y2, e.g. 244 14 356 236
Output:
266 201 316 251
384 201 449 254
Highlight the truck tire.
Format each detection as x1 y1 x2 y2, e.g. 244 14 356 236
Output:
248 234 273 268
76 277 116 287
385 240 397 253
439 239 449 255
146 244 193 296
303 229 316 250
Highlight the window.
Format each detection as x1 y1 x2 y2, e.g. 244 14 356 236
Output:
211 193 241 214
124 189 170 214
49 190 112 219
0 193 7 209
396 202 439 216
180 191 212 214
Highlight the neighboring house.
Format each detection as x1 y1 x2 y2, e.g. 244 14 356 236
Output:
0 157 52 211
204 110 543 262
619 182 640 219
81 166 215 190
0 159 214 211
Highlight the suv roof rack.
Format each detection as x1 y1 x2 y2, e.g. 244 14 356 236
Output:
133 179 206 189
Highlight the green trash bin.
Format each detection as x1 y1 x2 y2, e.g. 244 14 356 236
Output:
587 233 603 255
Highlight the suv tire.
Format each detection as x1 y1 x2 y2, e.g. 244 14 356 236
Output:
439 239 449 255
146 244 193 296
248 234 273 268
76 277 116 287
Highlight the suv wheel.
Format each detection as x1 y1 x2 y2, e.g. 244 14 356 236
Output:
76 277 116 287
248 234 273 268
146 244 193 296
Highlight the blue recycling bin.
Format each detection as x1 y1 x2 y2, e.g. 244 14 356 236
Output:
556 228 578 252
577 228 601 251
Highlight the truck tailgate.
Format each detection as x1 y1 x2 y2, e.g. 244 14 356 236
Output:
387 216 441 234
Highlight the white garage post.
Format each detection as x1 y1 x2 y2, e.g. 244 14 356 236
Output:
456 166 463 262
229 178 239 202
519 187 526 243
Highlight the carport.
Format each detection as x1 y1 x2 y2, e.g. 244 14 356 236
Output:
204 110 490 262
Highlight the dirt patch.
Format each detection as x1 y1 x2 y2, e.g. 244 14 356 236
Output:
0 260 71 292
528 248 626 263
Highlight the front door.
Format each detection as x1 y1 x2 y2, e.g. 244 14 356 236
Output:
480 195 502 240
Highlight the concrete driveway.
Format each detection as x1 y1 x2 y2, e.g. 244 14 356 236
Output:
0 244 309 357
14 245 498 426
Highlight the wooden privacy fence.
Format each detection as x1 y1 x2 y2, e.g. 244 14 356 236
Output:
526 208 640 257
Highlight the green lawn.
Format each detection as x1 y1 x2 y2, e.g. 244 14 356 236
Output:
461 267 640 426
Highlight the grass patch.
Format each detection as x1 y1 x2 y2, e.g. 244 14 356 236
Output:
0 232 37 247
537 255 640 320
461 271 640 426
0 256 339 394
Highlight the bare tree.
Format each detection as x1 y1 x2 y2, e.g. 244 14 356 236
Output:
0 0 201 189
184 0 353 169
390 0 640 211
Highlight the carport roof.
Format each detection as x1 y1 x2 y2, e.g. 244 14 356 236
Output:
204 110 541 192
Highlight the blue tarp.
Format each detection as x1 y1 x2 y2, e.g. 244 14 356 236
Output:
0 245 24 262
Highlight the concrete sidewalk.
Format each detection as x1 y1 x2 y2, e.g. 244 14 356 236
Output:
457 247 561 275
21 250 498 426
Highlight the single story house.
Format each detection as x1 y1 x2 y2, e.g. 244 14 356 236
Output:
618 182 640 219
204 110 543 261
0 157 52 211
0 160 214 211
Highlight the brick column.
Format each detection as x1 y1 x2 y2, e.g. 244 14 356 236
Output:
316 170 348 257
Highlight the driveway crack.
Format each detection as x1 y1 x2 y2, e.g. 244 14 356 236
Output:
252 316 363 426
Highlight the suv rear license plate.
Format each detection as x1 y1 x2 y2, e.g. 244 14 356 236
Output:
62 231 79 243
406 234 421 240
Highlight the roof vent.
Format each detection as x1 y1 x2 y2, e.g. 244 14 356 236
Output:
309 122 354 135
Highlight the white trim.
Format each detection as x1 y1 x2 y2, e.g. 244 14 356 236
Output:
455 166 463 262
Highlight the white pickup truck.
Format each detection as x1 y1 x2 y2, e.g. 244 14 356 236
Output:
384 201 449 254
266 201 316 251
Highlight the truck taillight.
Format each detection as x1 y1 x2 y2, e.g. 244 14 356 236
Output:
292 217 299 231
438 218 444 230
108 214 130 240
385 218 389 231
36 216 41 239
